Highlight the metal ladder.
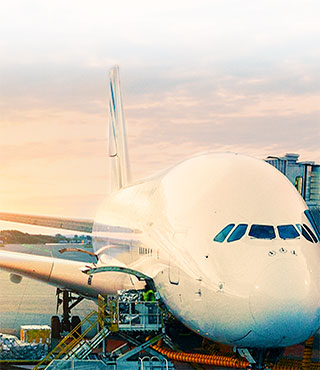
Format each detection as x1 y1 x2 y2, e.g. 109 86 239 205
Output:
63 326 110 360
33 308 105 369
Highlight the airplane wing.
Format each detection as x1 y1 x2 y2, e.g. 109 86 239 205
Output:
0 212 94 233
0 250 146 297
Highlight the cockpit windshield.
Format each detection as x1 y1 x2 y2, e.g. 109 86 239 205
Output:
213 222 318 243
277 225 299 240
248 225 276 240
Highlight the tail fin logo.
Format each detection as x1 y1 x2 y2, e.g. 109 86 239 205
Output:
108 66 131 191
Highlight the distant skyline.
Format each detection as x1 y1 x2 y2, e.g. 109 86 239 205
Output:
1 1 319 233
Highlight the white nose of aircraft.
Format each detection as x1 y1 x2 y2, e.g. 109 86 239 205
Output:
249 258 320 345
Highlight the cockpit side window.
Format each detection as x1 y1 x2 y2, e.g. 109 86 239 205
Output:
304 209 320 241
303 224 318 243
248 225 276 239
277 225 299 240
227 224 248 242
297 224 313 243
213 224 235 243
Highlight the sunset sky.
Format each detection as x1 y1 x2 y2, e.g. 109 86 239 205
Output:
0 1 319 233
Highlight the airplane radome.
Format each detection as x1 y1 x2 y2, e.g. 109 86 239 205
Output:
0 66 319 362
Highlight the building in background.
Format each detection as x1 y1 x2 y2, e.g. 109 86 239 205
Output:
265 153 320 208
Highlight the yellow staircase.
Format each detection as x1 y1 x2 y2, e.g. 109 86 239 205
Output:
33 301 107 370
32 295 166 369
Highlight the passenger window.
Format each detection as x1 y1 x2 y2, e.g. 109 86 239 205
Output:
227 224 248 242
297 223 313 243
277 225 299 240
303 224 318 243
249 225 276 240
213 224 235 243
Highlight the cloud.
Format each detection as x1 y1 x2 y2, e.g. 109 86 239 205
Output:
0 0 319 223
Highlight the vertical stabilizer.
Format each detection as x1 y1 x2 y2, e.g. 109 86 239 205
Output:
108 66 131 191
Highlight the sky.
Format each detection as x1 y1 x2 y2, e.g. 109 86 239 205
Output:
0 0 319 233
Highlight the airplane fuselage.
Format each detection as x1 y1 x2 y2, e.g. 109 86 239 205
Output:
92 152 320 348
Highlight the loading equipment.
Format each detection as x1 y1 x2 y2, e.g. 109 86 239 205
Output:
32 290 320 370
33 291 175 370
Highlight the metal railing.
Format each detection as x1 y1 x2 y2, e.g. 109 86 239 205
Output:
33 306 106 370
108 299 163 332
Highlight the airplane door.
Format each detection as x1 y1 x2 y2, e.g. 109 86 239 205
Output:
169 261 180 285
169 230 188 285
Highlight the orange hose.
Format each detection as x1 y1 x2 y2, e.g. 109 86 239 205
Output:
302 337 314 370
151 344 248 368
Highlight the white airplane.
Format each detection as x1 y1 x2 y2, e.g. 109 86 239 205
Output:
0 66 320 363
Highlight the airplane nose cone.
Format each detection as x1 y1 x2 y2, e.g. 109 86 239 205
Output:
250 258 320 344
